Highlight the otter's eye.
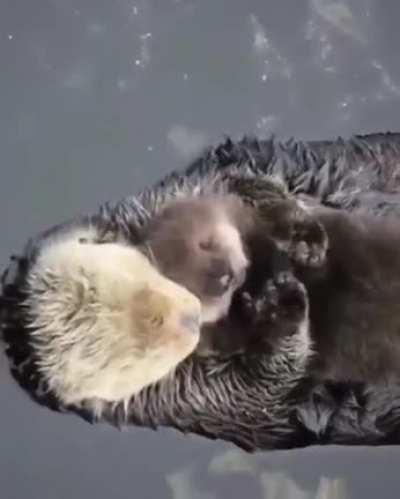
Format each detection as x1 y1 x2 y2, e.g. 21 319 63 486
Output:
199 239 216 251
149 315 164 327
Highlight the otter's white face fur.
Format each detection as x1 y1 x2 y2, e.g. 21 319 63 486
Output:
143 195 251 324
25 234 201 410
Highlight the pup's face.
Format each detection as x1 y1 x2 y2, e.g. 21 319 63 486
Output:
143 196 250 323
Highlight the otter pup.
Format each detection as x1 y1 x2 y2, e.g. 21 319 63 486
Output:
141 187 328 356
25 232 202 412
141 195 253 325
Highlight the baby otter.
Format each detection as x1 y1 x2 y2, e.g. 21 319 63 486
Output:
142 195 253 325
141 189 327 356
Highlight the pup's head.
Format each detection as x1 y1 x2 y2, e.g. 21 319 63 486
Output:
25 236 201 409
143 195 251 323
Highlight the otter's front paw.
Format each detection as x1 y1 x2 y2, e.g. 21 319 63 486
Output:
241 272 308 326
288 216 328 268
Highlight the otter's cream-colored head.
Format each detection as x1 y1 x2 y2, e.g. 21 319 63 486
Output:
25 233 201 411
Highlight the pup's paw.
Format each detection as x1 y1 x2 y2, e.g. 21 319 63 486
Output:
240 272 308 326
288 216 328 268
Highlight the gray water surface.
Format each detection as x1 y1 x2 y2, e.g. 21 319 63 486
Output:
1 1 400 498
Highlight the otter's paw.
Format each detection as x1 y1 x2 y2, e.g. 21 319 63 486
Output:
288 216 328 268
241 272 308 326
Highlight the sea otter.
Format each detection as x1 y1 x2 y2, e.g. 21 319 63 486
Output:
3 133 400 451
1 170 318 432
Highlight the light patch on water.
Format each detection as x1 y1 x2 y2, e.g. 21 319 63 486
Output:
260 472 349 499
319 33 333 61
138 32 152 68
117 78 128 91
305 18 337 72
256 115 279 137
166 465 217 499
8 34 13 40
336 95 353 121
208 448 258 476
250 14 270 55
260 471 309 499
167 124 209 161
371 60 400 98
63 63 94 90
316 477 349 499
249 14 292 81
310 0 366 43
87 22 106 36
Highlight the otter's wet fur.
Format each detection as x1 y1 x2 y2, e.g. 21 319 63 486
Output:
298 205 400 384
3 133 400 451
23 231 201 413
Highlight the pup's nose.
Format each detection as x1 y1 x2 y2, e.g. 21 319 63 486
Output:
206 258 234 295
180 313 201 335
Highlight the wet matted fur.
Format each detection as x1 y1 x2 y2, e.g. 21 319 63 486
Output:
2 132 400 451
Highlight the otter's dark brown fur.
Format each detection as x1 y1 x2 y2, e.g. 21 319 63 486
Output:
194 184 400 386
297 205 400 384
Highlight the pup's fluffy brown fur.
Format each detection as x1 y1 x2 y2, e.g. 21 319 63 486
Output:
142 195 252 324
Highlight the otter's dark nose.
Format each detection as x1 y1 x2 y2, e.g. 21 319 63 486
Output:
206 258 234 296
180 313 201 335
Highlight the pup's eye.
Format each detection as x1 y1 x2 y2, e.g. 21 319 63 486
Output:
199 239 216 251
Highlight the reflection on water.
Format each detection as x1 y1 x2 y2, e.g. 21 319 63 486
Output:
311 0 367 43
167 448 349 499
2 0 400 498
